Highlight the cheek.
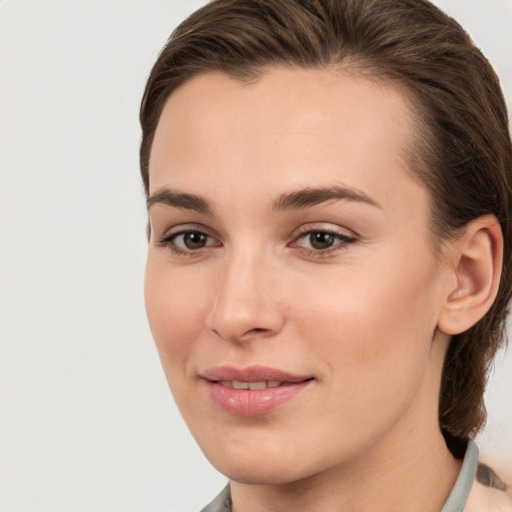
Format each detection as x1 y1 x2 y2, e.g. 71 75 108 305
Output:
144 259 209 376
296 249 441 407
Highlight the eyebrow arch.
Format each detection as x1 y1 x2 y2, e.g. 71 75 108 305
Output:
272 185 381 211
147 187 212 215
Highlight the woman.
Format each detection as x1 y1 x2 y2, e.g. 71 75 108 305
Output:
140 0 512 510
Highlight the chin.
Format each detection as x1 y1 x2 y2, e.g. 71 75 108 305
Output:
203 445 289 483
197 431 330 486
214 460 308 486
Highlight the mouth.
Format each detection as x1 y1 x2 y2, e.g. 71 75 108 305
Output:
201 366 315 416
201 364 313 383
218 380 285 389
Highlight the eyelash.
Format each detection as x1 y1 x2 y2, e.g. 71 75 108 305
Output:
157 229 219 256
290 229 357 258
157 227 357 258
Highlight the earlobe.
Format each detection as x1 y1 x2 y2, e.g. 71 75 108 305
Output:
438 215 503 336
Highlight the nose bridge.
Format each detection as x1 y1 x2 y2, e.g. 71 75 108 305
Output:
207 241 284 342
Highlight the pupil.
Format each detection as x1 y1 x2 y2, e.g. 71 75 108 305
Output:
310 232 333 250
184 232 207 249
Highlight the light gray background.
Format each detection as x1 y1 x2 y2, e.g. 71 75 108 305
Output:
1 1 511 511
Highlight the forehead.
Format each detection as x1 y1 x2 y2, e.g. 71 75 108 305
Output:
149 67 423 211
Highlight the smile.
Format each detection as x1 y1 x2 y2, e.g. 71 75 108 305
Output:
201 366 314 416
219 380 283 389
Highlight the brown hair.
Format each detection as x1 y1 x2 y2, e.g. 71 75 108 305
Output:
140 0 512 444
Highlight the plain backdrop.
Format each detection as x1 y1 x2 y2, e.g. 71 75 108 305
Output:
1 1 511 511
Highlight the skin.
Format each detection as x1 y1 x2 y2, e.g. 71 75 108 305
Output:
145 68 485 511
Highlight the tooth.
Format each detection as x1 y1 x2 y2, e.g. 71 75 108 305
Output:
221 381 233 388
248 381 266 390
266 380 282 388
233 381 249 390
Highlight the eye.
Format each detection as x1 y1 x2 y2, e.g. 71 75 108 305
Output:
306 231 339 250
158 229 220 255
292 229 357 254
174 231 210 250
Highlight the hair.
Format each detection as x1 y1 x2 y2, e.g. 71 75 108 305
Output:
139 0 512 447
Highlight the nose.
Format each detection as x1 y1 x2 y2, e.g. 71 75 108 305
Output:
206 246 285 343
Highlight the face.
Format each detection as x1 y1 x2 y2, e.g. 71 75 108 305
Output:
145 68 452 485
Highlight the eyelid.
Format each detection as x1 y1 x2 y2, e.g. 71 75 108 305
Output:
156 223 221 254
155 222 357 258
157 223 216 241
289 224 358 255
293 222 358 240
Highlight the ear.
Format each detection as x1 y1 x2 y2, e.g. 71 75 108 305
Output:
437 215 503 335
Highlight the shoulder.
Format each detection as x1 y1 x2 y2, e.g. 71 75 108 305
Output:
199 484 231 512
465 459 512 512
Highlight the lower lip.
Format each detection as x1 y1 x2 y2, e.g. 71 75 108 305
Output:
205 380 312 416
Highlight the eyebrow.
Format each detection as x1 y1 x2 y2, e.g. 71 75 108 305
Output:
272 185 381 211
147 188 212 215
146 184 381 215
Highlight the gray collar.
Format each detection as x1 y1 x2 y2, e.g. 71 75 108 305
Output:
200 484 231 512
441 440 479 512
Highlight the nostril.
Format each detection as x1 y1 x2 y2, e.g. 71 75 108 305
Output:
210 326 275 343
207 291 286 342
247 327 269 336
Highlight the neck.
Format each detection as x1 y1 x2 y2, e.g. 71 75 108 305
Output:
231 427 461 512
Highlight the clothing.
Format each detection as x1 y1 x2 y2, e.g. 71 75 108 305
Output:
200 485 231 512
200 441 488 512
441 440 479 512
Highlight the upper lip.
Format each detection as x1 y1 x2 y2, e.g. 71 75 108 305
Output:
201 365 313 383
